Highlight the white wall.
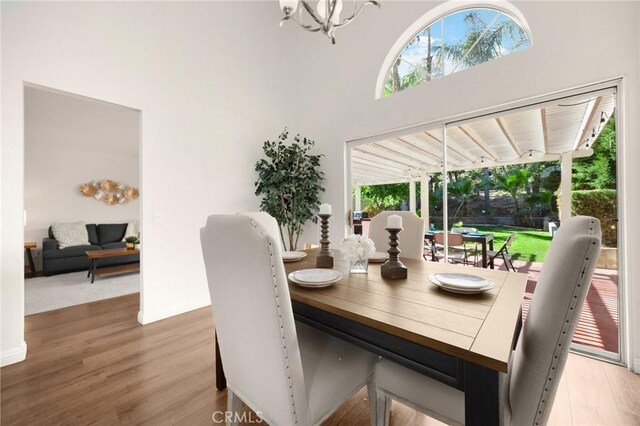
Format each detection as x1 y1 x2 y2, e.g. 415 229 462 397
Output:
24 86 140 270
285 1 640 370
1 1 292 365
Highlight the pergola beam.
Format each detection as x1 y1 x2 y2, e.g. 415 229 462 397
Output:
352 156 406 175
458 126 499 161
371 142 432 169
541 108 549 154
495 117 521 157
395 136 443 165
353 147 415 169
423 131 475 162
572 96 602 150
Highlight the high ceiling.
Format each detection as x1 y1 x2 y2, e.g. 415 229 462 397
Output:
351 91 616 185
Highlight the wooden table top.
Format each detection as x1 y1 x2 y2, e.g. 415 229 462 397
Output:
285 249 527 372
24 242 37 249
86 247 139 259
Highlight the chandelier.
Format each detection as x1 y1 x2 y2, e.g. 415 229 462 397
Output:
279 0 381 45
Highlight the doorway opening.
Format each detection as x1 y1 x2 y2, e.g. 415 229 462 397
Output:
23 84 142 316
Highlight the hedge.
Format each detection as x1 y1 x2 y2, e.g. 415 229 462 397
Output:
571 189 617 247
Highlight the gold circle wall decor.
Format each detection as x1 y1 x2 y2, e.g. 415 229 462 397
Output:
79 179 139 206
124 187 140 200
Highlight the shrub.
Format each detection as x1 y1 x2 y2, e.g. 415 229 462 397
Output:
571 189 617 247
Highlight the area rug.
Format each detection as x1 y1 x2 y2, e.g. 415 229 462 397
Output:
25 271 139 315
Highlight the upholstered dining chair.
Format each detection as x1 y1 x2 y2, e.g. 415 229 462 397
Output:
201 213 378 426
374 216 601 426
368 211 426 260
236 211 285 252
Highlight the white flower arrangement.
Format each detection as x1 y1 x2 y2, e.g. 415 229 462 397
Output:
340 234 376 261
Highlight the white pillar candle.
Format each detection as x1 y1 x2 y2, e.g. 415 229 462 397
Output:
319 203 332 215
387 214 402 229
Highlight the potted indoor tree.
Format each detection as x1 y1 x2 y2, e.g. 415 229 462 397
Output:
255 129 325 251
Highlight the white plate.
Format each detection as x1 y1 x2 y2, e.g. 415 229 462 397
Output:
288 269 343 288
368 252 389 263
433 273 491 289
290 268 341 283
429 274 495 294
282 251 307 262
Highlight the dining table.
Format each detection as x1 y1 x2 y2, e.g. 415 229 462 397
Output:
425 231 495 268
215 249 527 426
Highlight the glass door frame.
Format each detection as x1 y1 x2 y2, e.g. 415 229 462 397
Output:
345 79 627 366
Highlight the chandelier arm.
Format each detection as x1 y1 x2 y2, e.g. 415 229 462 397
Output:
279 14 322 32
327 0 338 23
333 0 380 28
300 1 324 27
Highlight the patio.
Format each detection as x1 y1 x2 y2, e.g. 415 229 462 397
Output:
492 258 618 354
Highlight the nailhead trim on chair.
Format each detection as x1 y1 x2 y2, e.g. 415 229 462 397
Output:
533 219 598 426
247 218 299 425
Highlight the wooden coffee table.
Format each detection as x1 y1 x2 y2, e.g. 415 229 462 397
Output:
24 242 37 278
86 248 140 283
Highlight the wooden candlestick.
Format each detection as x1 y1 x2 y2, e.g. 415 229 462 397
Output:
317 214 334 268
381 227 407 279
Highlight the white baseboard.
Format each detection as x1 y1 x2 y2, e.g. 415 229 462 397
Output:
1 341 27 367
633 356 640 373
138 300 211 325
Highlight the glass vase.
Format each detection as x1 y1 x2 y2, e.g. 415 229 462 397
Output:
349 257 369 274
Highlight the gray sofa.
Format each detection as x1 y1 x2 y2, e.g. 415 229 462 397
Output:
43 223 139 276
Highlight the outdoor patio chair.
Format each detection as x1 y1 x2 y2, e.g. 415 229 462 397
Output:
487 232 517 271
452 227 480 264
432 232 469 265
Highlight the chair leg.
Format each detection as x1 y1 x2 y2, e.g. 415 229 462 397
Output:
374 389 391 426
226 389 242 426
367 381 377 426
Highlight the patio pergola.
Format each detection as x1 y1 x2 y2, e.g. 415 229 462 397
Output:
351 90 616 226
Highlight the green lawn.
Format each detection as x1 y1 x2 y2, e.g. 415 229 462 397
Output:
474 225 552 263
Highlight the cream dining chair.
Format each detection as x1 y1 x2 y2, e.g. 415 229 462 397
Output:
368 211 426 260
374 216 602 426
201 213 379 426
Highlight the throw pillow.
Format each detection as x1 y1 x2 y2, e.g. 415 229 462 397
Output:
122 221 139 241
51 222 90 249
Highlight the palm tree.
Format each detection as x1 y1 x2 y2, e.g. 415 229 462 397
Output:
385 10 527 95
493 168 529 217
448 178 476 217
443 11 528 70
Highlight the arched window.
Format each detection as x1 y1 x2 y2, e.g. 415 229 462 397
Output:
379 3 531 97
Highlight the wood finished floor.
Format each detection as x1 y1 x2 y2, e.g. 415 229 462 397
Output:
2 294 639 425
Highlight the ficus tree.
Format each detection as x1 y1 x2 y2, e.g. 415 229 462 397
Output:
254 129 325 251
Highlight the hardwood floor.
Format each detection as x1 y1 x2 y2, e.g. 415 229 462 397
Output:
2 294 639 425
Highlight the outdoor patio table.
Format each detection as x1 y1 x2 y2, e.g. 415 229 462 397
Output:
425 232 495 268
214 249 526 426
